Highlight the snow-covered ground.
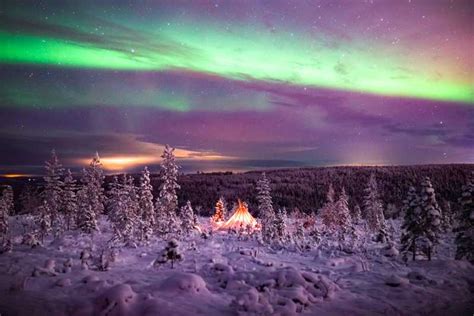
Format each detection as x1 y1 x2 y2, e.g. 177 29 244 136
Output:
0 216 473 316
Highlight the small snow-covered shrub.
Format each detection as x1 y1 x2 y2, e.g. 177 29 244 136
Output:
62 258 73 273
154 238 183 268
32 259 58 277
22 232 41 248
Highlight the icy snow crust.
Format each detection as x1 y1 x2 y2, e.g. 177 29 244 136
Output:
0 216 473 316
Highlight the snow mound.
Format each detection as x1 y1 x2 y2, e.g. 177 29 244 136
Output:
383 245 399 257
56 278 72 287
82 275 100 284
159 272 210 295
94 284 138 316
204 263 339 314
231 287 273 315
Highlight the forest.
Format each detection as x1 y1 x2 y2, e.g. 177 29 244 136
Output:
5 164 474 218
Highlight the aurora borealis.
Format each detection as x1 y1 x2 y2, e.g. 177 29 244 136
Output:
0 0 473 174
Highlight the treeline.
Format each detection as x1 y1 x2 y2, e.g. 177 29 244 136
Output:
175 164 474 217
2 164 473 218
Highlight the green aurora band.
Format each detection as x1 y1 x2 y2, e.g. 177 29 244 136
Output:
1 12 473 104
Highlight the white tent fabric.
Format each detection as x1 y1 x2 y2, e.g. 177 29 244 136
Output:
219 200 259 231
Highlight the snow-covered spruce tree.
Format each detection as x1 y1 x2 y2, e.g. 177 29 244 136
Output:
335 187 352 243
418 177 442 260
37 200 52 244
76 185 98 234
256 173 276 242
155 145 181 237
0 193 10 245
1 186 14 216
106 176 122 243
294 224 309 251
455 175 473 262
124 174 139 243
62 169 78 231
440 200 453 233
43 149 64 235
108 174 138 246
400 186 422 261
363 174 388 242
106 176 121 212
274 208 288 244
81 152 105 221
154 239 183 269
138 167 155 243
211 197 227 223
180 201 196 236
320 183 337 231
352 204 362 224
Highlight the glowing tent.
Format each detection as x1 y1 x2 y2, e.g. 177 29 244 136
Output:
219 199 259 231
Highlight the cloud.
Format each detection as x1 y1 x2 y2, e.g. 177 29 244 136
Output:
0 129 233 173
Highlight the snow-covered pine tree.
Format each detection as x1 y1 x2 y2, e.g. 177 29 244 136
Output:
352 204 362 224
320 183 337 231
107 176 122 243
180 201 195 236
106 176 121 212
440 200 453 233
81 152 105 220
363 174 387 241
419 177 442 260
138 167 155 242
37 200 52 243
1 186 14 216
335 187 352 243
155 145 181 237
124 174 139 244
109 174 138 246
274 208 288 243
76 185 98 234
62 169 78 231
455 174 473 262
154 238 183 269
294 224 309 251
400 186 422 261
211 197 227 223
0 192 10 245
193 212 199 227
43 150 64 235
256 173 275 242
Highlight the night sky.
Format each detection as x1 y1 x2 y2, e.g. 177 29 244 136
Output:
0 0 473 175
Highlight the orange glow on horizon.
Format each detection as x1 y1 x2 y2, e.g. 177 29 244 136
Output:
76 156 158 171
75 148 236 171
1 173 34 178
